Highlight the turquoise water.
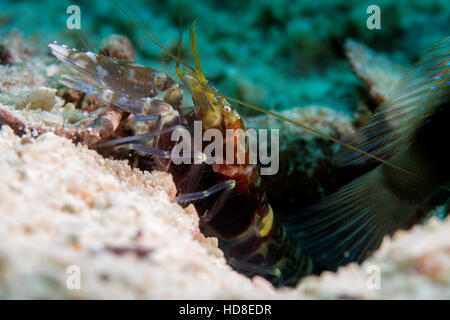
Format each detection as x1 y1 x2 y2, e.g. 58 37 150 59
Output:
2 0 449 115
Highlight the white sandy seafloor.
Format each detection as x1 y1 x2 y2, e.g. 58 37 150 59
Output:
0 126 449 299
0 25 449 299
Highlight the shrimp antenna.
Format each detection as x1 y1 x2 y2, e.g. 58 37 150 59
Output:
74 29 95 52
175 13 183 69
110 0 449 193
190 20 201 74
189 20 208 86
217 92 450 193
111 0 195 73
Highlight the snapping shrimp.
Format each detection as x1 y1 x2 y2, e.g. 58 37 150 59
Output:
49 23 313 286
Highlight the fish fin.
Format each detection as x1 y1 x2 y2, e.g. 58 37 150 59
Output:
341 36 450 166
285 174 398 271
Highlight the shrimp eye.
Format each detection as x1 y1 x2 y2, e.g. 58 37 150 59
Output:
154 73 168 92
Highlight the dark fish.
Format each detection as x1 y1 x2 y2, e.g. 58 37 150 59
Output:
286 37 450 272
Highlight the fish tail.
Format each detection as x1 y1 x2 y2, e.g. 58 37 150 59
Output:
285 169 407 271
340 36 450 166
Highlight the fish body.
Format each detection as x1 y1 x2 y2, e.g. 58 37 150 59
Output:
287 37 450 271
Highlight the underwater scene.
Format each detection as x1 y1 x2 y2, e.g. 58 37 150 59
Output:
0 0 449 300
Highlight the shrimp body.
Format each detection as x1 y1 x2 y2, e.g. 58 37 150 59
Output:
49 29 313 286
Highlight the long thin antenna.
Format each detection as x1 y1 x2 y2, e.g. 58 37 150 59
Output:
111 0 195 72
110 0 449 193
75 30 94 52
217 92 450 193
176 14 183 69
189 20 201 74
